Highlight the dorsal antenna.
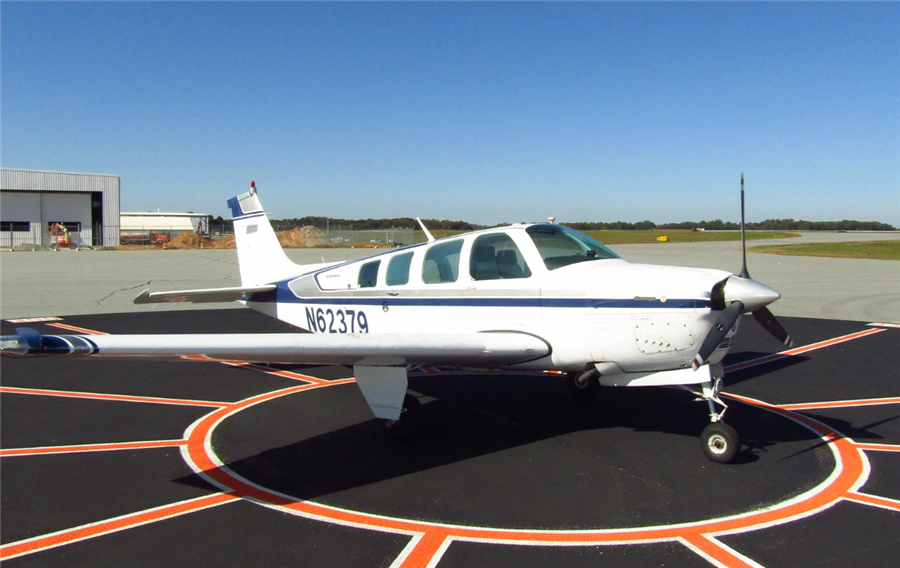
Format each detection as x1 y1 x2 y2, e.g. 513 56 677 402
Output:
416 217 435 242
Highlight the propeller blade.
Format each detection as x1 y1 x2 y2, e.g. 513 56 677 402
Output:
693 301 744 370
752 306 793 347
711 278 728 311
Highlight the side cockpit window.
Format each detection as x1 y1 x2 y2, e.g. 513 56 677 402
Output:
423 240 463 284
386 252 413 286
469 233 531 281
357 260 380 288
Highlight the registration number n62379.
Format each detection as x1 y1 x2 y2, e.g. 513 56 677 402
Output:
305 307 369 334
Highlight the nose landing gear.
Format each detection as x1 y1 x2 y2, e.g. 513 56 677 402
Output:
683 374 741 464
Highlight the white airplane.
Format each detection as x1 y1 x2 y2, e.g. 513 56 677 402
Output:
1 179 791 463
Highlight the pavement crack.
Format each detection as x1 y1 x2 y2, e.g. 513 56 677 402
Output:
96 280 152 306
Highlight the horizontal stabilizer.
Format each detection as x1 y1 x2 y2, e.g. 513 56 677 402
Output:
133 285 277 305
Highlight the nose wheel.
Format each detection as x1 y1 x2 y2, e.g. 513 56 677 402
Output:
683 375 741 464
701 422 740 463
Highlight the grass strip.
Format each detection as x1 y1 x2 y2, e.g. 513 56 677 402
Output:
749 240 900 260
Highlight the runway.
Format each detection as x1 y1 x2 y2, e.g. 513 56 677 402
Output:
1 309 898 567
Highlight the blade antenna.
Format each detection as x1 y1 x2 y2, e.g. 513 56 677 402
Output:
417 217 435 243
738 174 750 278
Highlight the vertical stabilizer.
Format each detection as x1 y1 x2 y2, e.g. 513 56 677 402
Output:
227 184 301 287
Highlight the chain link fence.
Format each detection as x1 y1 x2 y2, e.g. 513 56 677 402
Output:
2 223 423 250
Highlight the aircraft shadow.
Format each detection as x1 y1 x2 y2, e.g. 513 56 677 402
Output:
172 366 849 524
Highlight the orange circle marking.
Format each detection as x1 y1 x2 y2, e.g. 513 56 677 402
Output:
181 378 868 557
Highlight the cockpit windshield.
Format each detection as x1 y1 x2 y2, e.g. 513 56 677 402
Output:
526 224 620 270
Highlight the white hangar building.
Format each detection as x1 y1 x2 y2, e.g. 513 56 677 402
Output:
1 168 121 248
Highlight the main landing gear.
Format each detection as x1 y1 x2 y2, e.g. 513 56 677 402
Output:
566 369 600 400
385 394 421 442
685 377 741 464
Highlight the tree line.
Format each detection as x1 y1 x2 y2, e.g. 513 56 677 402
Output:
565 219 896 231
209 215 895 232
271 217 479 231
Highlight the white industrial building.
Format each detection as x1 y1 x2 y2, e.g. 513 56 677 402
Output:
1 168 121 248
119 212 211 244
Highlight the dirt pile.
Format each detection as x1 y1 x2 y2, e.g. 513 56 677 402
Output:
115 227 329 250
278 226 326 248
165 231 220 249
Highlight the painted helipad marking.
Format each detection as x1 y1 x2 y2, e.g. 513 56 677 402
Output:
0 439 186 457
6 316 63 323
0 386 228 408
179 378 867 568
853 443 900 453
778 397 900 411
0 493 238 560
723 327 886 374
844 492 900 513
46 323 108 335
194 356 333 385
868 322 900 329
2 324 894 567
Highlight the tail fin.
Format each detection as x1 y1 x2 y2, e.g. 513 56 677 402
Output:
227 183 301 287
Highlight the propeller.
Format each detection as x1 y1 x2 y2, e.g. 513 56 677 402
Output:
692 300 743 370
692 175 793 370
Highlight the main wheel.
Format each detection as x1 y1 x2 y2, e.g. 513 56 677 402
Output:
566 371 600 400
701 422 740 463
386 394 421 442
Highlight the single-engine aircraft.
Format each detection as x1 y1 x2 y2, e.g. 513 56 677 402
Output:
1 178 791 463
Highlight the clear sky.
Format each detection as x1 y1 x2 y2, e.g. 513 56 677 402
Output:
2 1 898 226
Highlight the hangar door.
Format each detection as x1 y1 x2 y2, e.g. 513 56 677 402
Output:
0 191 93 247
40 192 93 246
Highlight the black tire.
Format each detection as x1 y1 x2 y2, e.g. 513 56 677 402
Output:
386 394 421 442
70 242 78 250
566 371 600 400
50 243 58 251
701 422 740 463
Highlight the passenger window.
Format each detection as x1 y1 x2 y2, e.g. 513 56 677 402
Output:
470 233 531 281
386 252 413 286
422 240 463 284
357 260 380 288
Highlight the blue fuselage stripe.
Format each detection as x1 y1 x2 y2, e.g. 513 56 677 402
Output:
250 288 709 310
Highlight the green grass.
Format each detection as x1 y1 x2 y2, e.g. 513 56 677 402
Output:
579 230 797 245
423 229 797 245
749 240 900 260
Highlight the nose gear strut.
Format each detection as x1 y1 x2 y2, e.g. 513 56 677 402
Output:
680 367 740 463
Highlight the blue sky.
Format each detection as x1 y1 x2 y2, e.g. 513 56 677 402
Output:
3 2 898 226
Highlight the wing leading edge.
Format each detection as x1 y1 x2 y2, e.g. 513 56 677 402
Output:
0 329 550 367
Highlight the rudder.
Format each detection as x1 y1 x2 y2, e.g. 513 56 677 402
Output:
228 183 301 287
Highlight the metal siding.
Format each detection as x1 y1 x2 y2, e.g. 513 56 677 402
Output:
1 169 121 246
1 169 119 193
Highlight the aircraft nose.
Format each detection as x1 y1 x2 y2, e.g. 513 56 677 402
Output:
724 276 781 313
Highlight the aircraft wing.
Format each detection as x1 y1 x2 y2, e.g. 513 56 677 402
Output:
0 329 550 367
133 285 277 304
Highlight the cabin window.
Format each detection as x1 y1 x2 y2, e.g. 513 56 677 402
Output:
422 239 463 284
386 252 413 286
357 260 380 288
469 233 531 281
526 225 619 270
